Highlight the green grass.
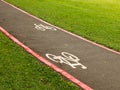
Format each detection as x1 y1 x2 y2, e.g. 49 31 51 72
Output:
0 32 80 89
5 0 120 52
1 0 120 89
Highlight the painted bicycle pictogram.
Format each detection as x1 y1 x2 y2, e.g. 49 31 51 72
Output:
46 52 87 69
34 23 57 31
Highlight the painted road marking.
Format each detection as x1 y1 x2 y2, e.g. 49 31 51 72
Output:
0 26 92 90
46 52 87 69
0 1 93 89
34 23 57 31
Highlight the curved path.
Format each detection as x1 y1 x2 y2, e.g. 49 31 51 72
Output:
0 0 120 90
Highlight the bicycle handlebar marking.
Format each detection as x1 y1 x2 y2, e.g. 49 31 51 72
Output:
46 52 87 69
34 23 57 31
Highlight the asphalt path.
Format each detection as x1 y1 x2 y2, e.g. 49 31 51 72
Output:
0 1 120 90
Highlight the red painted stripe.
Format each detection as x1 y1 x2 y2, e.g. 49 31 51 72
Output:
0 26 93 90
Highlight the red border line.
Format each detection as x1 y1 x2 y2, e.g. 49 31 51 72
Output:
1 0 120 55
0 26 93 90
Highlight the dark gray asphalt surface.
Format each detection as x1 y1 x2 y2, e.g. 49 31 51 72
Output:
0 1 120 90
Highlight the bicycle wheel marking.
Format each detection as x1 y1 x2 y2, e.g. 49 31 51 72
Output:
46 52 87 69
34 23 57 31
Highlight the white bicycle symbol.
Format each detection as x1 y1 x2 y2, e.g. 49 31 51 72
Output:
46 52 87 69
34 23 57 31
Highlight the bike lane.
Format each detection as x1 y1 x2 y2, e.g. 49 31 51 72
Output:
0 1 120 90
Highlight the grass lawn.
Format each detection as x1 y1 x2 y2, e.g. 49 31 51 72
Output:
5 0 120 52
1 0 120 89
0 32 80 89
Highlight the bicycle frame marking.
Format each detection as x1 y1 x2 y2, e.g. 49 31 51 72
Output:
34 23 57 31
46 52 87 69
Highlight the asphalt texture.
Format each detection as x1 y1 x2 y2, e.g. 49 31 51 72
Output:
0 1 120 90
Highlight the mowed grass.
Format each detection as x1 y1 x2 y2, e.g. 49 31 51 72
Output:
1 0 120 89
5 0 120 51
0 32 80 89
